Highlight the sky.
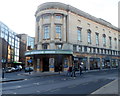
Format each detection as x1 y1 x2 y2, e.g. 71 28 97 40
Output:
0 0 119 37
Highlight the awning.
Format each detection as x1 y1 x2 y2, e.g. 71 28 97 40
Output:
25 50 73 56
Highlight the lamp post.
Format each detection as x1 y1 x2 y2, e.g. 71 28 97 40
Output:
2 59 5 79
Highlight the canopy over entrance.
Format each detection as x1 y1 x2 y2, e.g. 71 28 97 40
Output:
25 50 73 56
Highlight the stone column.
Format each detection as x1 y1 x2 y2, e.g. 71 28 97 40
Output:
87 57 90 70
63 15 66 42
51 14 54 41
100 58 102 70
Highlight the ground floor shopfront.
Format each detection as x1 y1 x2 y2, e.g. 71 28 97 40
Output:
25 50 120 72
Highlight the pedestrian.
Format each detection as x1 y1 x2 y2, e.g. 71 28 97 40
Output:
79 64 83 75
67 67 71 76
71 65 76 77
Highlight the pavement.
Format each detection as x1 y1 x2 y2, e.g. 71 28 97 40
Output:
1 68 119 95
91 79 118 94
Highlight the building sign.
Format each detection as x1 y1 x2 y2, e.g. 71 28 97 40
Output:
25 50 73 56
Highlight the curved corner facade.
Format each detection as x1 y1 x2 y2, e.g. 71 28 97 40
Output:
25 2 120 72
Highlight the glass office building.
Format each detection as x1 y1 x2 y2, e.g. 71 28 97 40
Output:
0 21 20 66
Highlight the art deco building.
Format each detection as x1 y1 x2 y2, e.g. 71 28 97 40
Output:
25 2 120 72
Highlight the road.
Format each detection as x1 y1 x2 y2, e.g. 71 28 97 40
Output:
2 69 118 94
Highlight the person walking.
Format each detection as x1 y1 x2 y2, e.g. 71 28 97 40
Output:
67 66 72 76
79 64 83 75
71 65 76 77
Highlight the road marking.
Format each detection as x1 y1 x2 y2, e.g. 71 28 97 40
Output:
68 84 77 88
82 82 88 85
36 90 40 92
17 86 21 88
50 88 60 92
33 82 40 85
91 79 118 94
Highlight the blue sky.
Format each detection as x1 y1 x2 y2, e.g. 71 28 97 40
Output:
0 0 119 36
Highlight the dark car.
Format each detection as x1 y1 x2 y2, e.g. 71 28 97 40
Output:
25 67 33 72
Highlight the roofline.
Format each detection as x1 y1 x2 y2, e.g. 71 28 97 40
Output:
36 2 119 31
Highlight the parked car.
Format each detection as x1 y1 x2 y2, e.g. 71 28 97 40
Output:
25 67 33 72
5 67 15 73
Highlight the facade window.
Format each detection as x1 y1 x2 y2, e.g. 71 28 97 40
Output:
43 14 50 19
102 34 106 46
73 45 77 51
56 44 62 49
55 14 62 19
56 25 62 38
87 29 91 44
101 49 103 54
42 44 48 49
114 38 117 49
93 48 96 53
84 46 87 52
77 27 82 41
109 37 112 48
111 50 112 55
44 26 49 39
95 33 99 45
78 46 82 52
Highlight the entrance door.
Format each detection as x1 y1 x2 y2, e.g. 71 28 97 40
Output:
55 55 63 72
43 58 49 72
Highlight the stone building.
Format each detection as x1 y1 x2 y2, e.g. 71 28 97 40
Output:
25 2 120 72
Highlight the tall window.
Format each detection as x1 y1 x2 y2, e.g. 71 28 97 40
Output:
109 37 112 48
77 27 82 41
44 26 49 39
95 33 99 45
114 38 117 49
56 25 62 38
102 34 106 46
87 29 91 44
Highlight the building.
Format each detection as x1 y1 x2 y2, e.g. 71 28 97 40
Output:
17 34 35 67
0 21 20 67
25 2 120 72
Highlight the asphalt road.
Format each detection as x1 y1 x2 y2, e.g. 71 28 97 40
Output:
2 69 118 94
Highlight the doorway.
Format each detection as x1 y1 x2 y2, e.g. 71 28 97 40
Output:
43 58 49 72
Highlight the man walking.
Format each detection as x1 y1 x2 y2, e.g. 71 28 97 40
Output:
79 64 83 75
